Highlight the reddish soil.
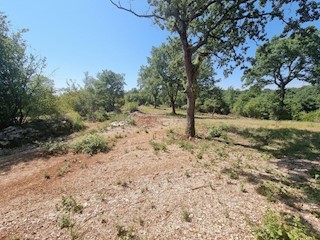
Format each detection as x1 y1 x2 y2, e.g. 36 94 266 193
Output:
0 113 319 240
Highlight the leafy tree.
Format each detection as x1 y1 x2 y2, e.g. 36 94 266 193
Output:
243 27 320 119
146 38 185 114
111 0 320 137
0 13 46 128
223 87 241 113
138 64 162 108
94 69 125 112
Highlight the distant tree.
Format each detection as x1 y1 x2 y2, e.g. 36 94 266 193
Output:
223 87 241 113
243 27 320 119
138 65 162 108
0 13 46 128
111 0 320 137
94 69 125 112
148 39 185 114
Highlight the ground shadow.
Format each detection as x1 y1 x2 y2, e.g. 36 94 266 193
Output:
233 127 320 161
219 126 320 235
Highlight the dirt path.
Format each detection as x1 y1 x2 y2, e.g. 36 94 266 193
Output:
0 114 318 239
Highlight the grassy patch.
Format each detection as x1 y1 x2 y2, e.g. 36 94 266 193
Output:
150 140 167 152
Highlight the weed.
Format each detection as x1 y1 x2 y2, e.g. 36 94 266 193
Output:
57 195 83 214
240 181 247 193
126 117 136 126
150 140 167 152
59 213 72 229
73 133 109 155
178 140 193 152
182 209 192 222
253 209 317 240
70 227 79 240
223 168 239 180
256 181 279 202
44 171 51 179
57 163 72 177
116 225 137 239
185 170 191 178
138 217 145 226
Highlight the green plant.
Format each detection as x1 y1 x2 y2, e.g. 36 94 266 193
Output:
185 170 191 178
59 213 72 229
44 171 51 179
124 102 139 113
150 140 167 152
182 209 192 222
208 125 227 139
256 181 278 202
116 225 137 239
178 140 193 152
73 133 109 155
10 236 20 240
57 163 72 177
253 209 317 240
37 139 69 156
57 195 83 214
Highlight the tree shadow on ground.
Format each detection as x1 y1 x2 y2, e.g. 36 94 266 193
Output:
233 127 320 161
223 127 320 236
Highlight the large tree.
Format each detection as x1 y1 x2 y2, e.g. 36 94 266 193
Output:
111 0 320 137
0 13 46 128
147 38 185 114
242 26 320 119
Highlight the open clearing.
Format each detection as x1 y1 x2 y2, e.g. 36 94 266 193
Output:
0 109 320 239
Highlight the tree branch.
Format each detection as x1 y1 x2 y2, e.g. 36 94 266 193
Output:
109 0 165 20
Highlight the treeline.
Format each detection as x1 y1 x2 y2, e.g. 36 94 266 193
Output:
125 85 320 122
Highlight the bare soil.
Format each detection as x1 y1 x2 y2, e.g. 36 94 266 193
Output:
0 113 319 240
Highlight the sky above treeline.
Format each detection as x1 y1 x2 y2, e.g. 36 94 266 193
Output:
1 0 320 91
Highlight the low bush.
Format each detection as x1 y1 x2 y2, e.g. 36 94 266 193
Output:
253 209 317 240
73 133 109 155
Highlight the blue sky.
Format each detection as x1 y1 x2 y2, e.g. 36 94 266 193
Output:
1 1 319 91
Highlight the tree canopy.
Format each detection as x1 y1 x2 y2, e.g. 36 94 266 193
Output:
242 26 320 119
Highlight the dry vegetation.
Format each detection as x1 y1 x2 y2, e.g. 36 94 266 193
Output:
0 107 320 240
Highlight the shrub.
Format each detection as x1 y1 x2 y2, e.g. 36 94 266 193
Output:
208 125 228 138
37 139 68 156
73 133 109 155
124 102 139 113
65 112 85 131
299 110 320 123
253 209 317 240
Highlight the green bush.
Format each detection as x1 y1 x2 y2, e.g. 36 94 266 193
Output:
73 133 109 155
124 102 139 113
38 139 68 156
65 112 85 131
299 110 320 122
208 125 231 138
253 209 317 240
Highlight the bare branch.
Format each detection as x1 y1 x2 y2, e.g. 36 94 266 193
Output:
109 0 165 20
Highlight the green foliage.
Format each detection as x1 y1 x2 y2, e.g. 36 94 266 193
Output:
243 27 320 119
124 102 139 113
65 112 85 131
253 209 317 240
299 110 320 123
116 225 138 240
150 140 167 152
208 124 233 139
73 133 109 155
0 13 48 128
181 209 192 222
38 139 68 156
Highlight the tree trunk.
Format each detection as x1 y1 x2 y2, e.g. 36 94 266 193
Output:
183 47 196 137
170 98 176 115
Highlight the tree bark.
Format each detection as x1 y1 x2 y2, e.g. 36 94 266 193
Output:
183 46 196 137
170 98 176 115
